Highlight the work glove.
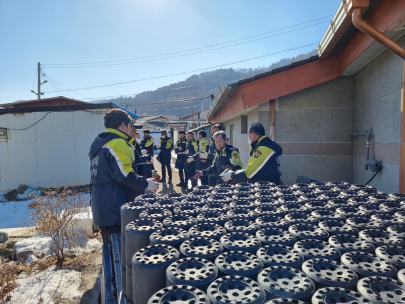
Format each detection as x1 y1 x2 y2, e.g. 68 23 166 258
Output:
220 169 234 182
186 156 195 163
184 149 189 155
141 149 148 155
199 152 208 160
193 170 202 180
155 144 161 149
146 178 159 193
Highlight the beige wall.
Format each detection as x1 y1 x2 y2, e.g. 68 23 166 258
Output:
351 35 405 194
218 77 355 186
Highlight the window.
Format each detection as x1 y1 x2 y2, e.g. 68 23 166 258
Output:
241 115 248 134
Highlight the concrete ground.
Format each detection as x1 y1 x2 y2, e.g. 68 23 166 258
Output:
153 155 190 195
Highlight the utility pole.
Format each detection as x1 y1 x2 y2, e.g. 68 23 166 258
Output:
37 62 41 100
31 62 47 99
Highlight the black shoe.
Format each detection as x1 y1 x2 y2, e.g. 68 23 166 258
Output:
176 182 183 187
159 179 166 183
181 184 188 189
187 188 193 193
168 179 172 184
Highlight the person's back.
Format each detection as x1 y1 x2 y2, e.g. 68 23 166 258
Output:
220 122 282 185
195 133 210 170
89 109 158 243
207 124 221 186
174 130 187 187
89 129 142 226
184 132 198 191
245 135 282 183
154 130 173 183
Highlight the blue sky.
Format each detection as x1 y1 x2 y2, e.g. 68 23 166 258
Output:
0 0 341 103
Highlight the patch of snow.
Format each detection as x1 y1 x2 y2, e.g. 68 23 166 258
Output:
74 238 102 255
8 266 82 304
14 236 53 256
0 192 91 229
14 235 101 257
25 253 38 264
72 207 92 220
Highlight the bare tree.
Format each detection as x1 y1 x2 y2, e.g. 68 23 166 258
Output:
0 256 17 304
29 185 89 269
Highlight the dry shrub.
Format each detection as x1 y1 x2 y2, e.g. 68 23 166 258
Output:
14 256 56 274
29 184 90 269
0 256 18 304
28 201 40 209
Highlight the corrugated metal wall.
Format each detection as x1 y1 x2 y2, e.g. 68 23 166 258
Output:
0 109 108 191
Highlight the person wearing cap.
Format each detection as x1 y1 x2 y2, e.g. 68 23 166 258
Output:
187 130 211 185
129 122 143 155
128 122 151 164
154 129 173 184
184 131 198 191
88 109 159 244
126 123 152 199
174 130 188 188
128 122 153 163
140 129 154 156
220 122 282 184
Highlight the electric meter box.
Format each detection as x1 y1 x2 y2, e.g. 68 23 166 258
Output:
0 128 8 139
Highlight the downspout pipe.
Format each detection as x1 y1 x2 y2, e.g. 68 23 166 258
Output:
401 63 405 193
348 2 405 192
351 8 405 59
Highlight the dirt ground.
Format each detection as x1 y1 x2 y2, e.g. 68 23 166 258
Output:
154 156 189 195
77 250 102 304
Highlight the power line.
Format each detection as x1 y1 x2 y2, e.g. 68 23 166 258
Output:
136 96 211 106
83 77 242 100
45 77 62 96
46 78 60 93
173 105 200 110
44 74 88 99
44 81 51 98
46 42 318 93
43 15 332 67
43 21 328 69
28 69 38 101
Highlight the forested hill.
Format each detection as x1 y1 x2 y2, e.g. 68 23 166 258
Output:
92 49 318 118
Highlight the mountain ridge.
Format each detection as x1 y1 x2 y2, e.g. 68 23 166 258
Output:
92 49 318 117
